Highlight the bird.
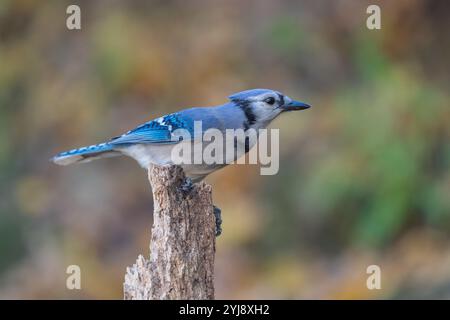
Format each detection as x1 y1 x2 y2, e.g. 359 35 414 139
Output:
52 88 311 235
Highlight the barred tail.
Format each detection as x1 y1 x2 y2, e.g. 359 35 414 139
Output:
52 142 121 165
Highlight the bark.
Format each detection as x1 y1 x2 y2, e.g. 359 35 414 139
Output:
123 165 216 300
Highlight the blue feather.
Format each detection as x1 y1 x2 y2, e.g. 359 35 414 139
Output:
52 142 117 165
109 113 193 145
228 88 276 102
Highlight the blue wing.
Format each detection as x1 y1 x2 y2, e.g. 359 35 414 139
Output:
109 113 193 146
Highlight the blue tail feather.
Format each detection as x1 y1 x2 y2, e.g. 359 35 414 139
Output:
52 142 120 165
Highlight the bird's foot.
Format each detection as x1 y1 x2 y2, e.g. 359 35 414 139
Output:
180 177 194 195
213 205 222 237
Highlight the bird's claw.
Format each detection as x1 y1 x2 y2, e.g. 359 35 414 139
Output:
213 205 222 237
180 177 194 195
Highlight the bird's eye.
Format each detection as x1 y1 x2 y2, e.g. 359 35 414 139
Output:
264 97 276 105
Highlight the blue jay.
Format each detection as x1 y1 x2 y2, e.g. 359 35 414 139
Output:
53 88 311 235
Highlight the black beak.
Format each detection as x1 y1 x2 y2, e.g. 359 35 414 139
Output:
282 100 311 111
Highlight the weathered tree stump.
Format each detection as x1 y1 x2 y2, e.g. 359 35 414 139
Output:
123 165 216 300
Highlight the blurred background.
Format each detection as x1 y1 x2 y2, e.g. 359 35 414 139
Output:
0 0 449 299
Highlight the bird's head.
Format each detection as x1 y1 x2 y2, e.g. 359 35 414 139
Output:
229 88 311 128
